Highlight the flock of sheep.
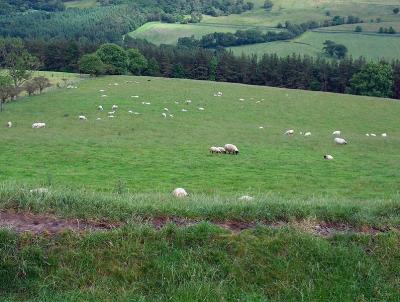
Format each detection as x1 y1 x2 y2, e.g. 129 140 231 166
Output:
4 80 391 200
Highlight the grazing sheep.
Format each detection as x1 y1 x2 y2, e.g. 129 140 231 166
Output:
108 115 115 118
209 146 219 153
128 110 133 114
366 133 370 137
174 101 179 104
332 130 341 136
198 107 205 111
98 105 103 111
224 144 239 155
79 115 87 120
131 95 139 98
186 100 192 104
112 105 118 111
382 133 387 137
217 147 226 153
108 111 115 115
256 101 260 103
259 126 264 129
172 188 188 198
324 155 334 160
169 114 174 118
239 98 245 101
334 138 347 145
96 118 102 120
164 108 169 111
285 129 294 135
304 132 311 136
239 195 254 201
101 95 107 97
6 121 12 128
32 122 46 129
99 89 105 92
181 109 187 112
145 102 151 105
371 133 376 137
162 113 167 118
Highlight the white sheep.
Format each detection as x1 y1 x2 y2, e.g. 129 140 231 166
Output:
30 187 48 194
371 133 376 137
239 195 254 201
285 129 294 135
112 105 118 111
239 98 245 101
304 132 311 136
209 146 219 154
382 133 387 137
99 89 105 92
224 144 239 155
96 118 102 120
324 155 334 160
172 188 188 198
181 109 187 112
101 95 107 97
79 115 87 120
98 105 103 111
108 115 115 118
334 138 347 145
128 110 133 114
198 107 205 111
217 147 226 154
131 95 139 98
366 134 370 137
259 126 264 129
6 121 12 128
164 108 169 111
169 114 174 118
186 100 192 104
108 111 115 115
162 113 167 118
332 130 341 136
32 122 46 129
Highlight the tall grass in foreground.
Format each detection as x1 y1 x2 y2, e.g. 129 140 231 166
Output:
0 182 399 227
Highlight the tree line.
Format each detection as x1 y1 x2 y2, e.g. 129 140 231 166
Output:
0 36 399 111
178 15 364 49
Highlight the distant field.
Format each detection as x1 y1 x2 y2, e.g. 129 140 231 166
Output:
127 22 272 45
64 0 98 9
230 30 400 60
1 75 399 200
127 0 400 59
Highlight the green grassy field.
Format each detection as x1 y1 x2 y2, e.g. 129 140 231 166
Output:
1 75 400 301
230 30 400 60
64 0 98 9
128 0 400 59
128 22 254 45
1 75 399 200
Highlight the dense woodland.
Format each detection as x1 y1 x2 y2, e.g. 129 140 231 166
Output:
0 1 399 100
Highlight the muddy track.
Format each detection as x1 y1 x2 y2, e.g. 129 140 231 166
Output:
0 210 396 237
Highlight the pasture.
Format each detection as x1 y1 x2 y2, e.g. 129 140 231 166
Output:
230 30 400 60
1 75 400 301
1 75 399 200
128 0 400 59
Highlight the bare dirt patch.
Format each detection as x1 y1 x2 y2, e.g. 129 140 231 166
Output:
0 209 119 234
0 210 396 236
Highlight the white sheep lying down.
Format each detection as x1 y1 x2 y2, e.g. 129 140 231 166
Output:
32 122 46 129
334 138 347 145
